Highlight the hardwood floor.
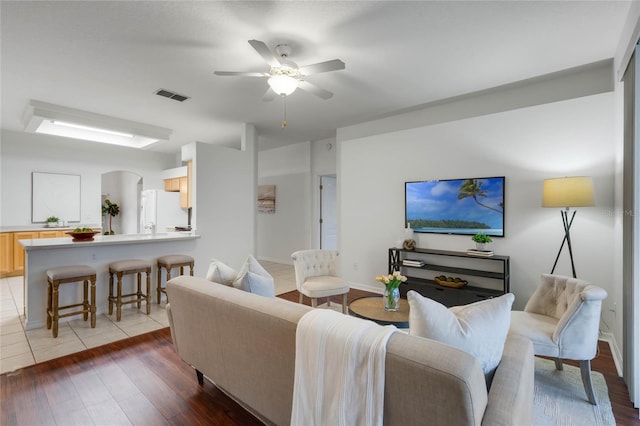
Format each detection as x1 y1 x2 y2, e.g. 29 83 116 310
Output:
1 289 638 425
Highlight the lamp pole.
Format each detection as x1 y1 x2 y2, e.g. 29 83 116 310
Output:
550 208 577 278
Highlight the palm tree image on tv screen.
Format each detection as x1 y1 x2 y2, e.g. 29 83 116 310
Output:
405 177 505 237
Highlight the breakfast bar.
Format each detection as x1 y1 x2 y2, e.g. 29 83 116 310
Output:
20 232 200 330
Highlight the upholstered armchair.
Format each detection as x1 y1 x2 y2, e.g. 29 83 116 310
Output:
509 274 607 405
291 250 350 313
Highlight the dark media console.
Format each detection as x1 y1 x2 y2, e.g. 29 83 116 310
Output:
389 247 510 307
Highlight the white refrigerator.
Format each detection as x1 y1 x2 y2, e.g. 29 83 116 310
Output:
140 189 187 233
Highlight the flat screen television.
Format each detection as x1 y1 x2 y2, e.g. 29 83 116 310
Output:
405 176 505 237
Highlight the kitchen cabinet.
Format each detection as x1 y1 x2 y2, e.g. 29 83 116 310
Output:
13 231 39 275
164 178 181 192
0 233 13 277
179 176 188 208
39 230 65 238
165 160 192 209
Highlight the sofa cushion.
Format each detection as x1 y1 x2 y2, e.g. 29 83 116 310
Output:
233 255 275 297
205 258 237 285
407 291 514 380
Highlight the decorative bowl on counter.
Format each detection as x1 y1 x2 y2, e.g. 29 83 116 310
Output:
66 231 100 242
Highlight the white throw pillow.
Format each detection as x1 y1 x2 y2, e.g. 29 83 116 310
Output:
232 255 275 297
205 258 237 285
407 290 514 380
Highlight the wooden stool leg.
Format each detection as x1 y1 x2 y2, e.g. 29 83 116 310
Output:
83 279 89 321
136 272 142 309
116 272 123 321
157 265 162 304
46 279 52 330
179 266 184 276
145 269 151 315
52 281 60 338
109 272 114 315
165 268 172 303
189 262 194 276
90 275 96 328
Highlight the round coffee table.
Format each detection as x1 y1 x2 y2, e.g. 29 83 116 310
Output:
348 296 409 328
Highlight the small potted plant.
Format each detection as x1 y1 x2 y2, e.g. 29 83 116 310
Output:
46 216 60 228
471 232 492 250
102 199 120 235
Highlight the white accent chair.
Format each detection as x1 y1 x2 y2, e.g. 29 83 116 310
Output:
291 250 350 314
509 274 607 405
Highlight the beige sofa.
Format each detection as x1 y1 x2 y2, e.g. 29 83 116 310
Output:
166 276 534 426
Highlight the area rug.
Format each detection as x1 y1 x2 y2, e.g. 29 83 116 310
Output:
533 357 615 426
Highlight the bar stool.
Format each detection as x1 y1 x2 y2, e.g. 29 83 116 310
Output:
108 259 152 321
46 265 96 338
157 254 194 303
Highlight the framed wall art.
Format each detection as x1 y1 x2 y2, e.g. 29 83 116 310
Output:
258 185 275 214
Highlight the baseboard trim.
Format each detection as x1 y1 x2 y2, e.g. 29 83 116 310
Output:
599 332 623 377
257 257 293 265
348 281 383 294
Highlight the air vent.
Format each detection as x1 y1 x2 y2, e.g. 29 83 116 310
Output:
155 89 190 102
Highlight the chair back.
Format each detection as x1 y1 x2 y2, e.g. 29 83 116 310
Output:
291 250 340 291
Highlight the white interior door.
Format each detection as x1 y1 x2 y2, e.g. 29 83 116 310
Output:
320 175 337 250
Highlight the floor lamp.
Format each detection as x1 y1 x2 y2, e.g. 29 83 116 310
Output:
542 176 595 278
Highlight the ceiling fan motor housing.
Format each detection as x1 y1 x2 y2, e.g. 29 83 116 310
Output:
275 44 291 58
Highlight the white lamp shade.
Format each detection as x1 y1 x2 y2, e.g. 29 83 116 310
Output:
542 176 595 208
268 75 298 96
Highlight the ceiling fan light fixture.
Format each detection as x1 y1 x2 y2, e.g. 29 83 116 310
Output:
268 75 298 96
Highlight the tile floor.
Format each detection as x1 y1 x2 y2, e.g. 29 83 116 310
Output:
0 261 297 375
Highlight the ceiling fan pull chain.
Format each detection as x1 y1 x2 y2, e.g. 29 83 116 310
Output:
281 94 287 128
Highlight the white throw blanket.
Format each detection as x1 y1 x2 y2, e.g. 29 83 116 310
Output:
290 309 397 426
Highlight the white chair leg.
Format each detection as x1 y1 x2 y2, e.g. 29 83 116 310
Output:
298 292 303 304
311 298 317 308
555 358 563 370
580 359 598 405
342 293 348 314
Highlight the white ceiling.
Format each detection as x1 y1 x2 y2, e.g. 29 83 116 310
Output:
0 1 631 153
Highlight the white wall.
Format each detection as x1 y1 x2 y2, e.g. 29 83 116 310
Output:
311 137 338 249
189 134 256 275
256 137 339 263
0 130 177 228
257 142 312 264
338 92 616 321
101 170 142 234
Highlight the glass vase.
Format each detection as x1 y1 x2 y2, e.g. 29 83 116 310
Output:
384 286 400 311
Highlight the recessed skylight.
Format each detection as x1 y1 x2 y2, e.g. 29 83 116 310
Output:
24 100 172 149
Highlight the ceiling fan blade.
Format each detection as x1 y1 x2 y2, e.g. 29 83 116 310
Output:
262 88 276 102
298 80 333 100
248 39 281 68
298 59 345 76
214 71 267 77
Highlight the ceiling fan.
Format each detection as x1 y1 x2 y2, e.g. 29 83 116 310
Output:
214 40 345 127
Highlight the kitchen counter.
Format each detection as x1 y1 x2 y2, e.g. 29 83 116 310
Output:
19 232 200 330
20 232 198 250
1 225 102 232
